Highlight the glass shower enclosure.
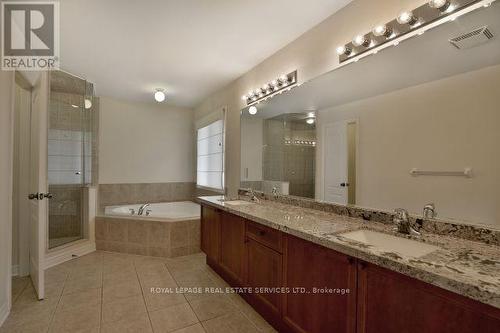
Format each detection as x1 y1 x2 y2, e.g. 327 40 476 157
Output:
48 71 97 249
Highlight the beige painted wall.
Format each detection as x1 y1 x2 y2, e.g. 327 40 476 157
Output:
0 70 15 322
316 65 500 226
194 0 428 197
98 97 195 184
240 117 263 182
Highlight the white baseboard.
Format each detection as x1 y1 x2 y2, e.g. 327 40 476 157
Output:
0 301 9 328
44 240 96 269
11 265 19 277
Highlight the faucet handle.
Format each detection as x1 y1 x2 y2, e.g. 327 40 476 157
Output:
394 208 409 219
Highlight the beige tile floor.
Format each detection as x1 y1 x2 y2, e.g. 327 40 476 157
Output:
1 252 276 333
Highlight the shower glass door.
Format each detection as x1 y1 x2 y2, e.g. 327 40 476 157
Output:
48 71 96 249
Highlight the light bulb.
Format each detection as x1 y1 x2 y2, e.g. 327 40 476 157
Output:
279 75 288 83
353 35 369 47
429 0 451 11
84 99 92 109
397 11 418 25
373 24 393 38
336 45 352 56
154 90 166 102
248 106 258 115
271 80 278 87
241 95 247 101
306 118 315 125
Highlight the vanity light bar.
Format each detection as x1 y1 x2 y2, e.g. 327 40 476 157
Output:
242 71 297 105
337 0 488 63
284 139 316 146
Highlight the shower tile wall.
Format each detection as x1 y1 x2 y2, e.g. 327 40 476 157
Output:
263 119 316 198
48 92 93 185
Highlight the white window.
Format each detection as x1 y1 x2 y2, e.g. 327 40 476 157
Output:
197 119 224 191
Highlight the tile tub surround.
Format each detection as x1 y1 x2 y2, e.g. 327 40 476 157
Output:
199 196 500 309
238 189 500 246
99 182 219 212
95 216 201 258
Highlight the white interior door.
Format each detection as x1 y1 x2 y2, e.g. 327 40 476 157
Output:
323 121 348 205
28 73 49 300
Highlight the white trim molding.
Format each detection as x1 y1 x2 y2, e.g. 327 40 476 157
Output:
0 300 9 328
11 265 19 277
44 240 96 270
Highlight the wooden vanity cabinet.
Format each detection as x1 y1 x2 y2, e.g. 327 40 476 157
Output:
357 261 500 333
200 205 220 264
218 211 246 285
200 204 500 333
282 234 357 333
245 222 283 325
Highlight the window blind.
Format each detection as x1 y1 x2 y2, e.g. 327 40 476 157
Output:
196 119 224 190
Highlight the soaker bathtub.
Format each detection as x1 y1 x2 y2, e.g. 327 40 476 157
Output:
104 201 200 220
96 201 201 258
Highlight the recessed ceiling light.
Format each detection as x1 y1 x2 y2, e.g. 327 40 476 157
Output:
154 89 166 102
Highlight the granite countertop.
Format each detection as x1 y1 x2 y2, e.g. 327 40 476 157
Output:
198 195 500 309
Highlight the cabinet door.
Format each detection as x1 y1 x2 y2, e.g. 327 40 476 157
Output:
246 238 282 317
201 205 220 263
357 262 500 333
219 211 246 284
283 235 357 333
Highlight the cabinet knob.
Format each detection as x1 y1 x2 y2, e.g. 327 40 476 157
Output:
259 230 266 236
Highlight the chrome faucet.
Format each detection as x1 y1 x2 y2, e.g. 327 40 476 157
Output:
423 203 437 219
137 203 150 215
393 208 420 235
247 188 260 203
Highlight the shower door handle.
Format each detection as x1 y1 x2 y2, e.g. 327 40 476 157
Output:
28 192 53 200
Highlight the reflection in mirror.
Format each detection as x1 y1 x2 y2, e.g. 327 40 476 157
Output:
240 3 500 227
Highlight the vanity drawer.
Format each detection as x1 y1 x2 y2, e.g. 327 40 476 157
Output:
246 221 282 253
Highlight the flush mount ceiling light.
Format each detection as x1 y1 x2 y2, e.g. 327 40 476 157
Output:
242 71 297 105
154 88 166 102
306 118 315 125
336 0 491 64
248 106 258 115
429 0 452 11
84 98 92 109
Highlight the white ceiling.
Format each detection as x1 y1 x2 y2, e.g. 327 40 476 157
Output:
58 0 352 107
248 3 500 119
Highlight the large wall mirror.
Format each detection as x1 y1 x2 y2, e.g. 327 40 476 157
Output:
240 3 500 228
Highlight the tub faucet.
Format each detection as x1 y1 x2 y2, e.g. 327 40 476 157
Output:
138 203 150 215
393 208 420 236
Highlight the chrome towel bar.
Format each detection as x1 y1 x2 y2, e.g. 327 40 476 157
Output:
410 168 473 178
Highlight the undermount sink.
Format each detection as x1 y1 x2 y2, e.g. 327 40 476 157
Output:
221 200 254 206
339 229 439 258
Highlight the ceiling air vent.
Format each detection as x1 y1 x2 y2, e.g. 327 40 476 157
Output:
449 26 494 49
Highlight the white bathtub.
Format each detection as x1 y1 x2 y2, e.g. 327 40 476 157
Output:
104 201 200 220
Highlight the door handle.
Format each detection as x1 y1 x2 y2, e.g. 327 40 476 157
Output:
28 192 53 200
340 183 350 187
